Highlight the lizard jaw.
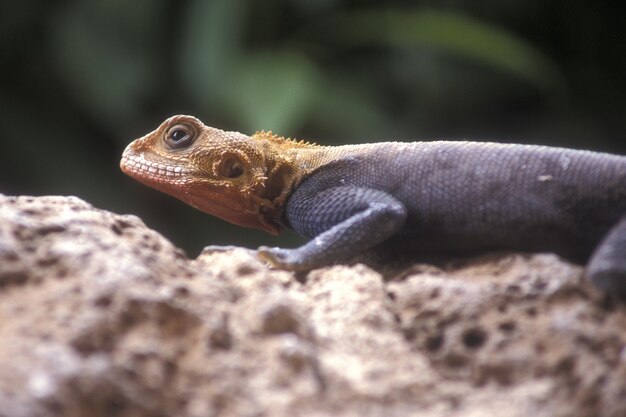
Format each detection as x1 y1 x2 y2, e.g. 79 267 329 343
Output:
121 145 282 235
120 148 193 186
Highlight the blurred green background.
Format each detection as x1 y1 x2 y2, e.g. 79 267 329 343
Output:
1 0 625 255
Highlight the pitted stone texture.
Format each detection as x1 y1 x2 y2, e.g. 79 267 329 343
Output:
0 195 625 417
387 253 626 417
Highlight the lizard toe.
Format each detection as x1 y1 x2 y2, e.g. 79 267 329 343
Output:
257 246 302 271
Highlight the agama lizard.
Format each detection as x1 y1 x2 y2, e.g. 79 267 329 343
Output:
120 115 626 296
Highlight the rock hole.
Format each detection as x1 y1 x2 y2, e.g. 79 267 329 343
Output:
261 303 302 336
20 208 40 216
54 267 69 279
236 263 258 276
208 314 232 350
95 295 113 308
175 286 190 297
115 218 134 229
462 327 488 349
506 284 521 294
498 321 516 333
0 271 29 286
12 225 27 240
35 224 66 236
1 250 19 262
525 307 538 317
555 356 576 375
103 398 127 416
444 352 469 368
36 256 59 267
392 312 401 325
22 243 37 253
402 327 416 342
425 333 444 352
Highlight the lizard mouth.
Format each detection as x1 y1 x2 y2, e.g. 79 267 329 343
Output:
120 148 193 186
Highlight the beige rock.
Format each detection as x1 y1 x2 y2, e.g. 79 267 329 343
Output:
0 195 624 417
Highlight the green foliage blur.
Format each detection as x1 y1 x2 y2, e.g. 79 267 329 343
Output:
1 0 625 255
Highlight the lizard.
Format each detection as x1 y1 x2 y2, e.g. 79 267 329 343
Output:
120 114 626 297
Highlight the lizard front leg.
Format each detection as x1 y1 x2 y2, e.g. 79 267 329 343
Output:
258 186 407 271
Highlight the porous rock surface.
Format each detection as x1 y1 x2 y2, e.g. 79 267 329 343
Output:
0 194 624 417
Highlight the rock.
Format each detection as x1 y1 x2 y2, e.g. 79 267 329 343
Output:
0 194 624 417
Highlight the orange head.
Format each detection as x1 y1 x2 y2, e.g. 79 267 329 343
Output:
120 115 301 235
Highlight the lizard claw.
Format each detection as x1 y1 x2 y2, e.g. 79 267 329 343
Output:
257 246 301 270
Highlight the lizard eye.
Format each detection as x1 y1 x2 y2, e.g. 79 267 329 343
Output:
164 124 196 149
219 156 245 179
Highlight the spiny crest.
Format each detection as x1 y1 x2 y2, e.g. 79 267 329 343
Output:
253 130 319 149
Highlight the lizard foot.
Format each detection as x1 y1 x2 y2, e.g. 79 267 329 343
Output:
257 246 306 271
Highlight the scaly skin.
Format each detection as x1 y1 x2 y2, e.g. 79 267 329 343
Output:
121 115 626 296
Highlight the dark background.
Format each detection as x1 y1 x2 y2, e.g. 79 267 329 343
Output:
1 0 625 255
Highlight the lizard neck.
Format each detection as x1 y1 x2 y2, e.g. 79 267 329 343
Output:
254 133 341 229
